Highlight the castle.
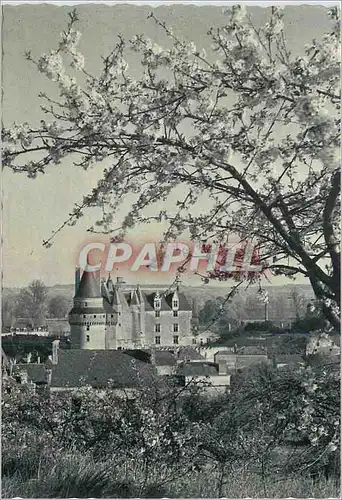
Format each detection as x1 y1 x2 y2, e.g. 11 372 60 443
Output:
69 269 194 350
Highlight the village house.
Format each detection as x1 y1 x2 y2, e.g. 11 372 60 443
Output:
175 361 231 395
6 340 233 395
9 341 156 396
214 346 269 372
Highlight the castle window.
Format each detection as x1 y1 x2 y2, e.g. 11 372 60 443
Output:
173 323 179 333
119 323 121 327
86 326 90 331
155 336 161 345
173 300 179 309
192 338 197 344
83 315 86 318
86 335 90 342
173 310 178 317
94 315 96 318
155 324 161 333
111 314 114 318
155 310 160 318
154 293 161 310
84 302 88 307
173 335 179 345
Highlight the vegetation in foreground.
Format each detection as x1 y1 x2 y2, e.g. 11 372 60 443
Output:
2 361 340 498
2 452 339 499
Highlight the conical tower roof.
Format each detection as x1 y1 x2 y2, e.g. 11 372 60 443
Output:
75 270 101 299
107 274 114 292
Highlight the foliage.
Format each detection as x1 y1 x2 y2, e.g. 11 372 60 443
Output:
1 297 16 329
48 294 70 318
14 280 48 327
2 361 340 498
243 320 275 331
288 287 307 320
2 6 340 327
198 297 226 325
292 315 326 333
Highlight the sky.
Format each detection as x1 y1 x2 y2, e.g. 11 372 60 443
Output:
1 1 336 288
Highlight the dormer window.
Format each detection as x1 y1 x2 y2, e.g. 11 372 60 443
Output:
154 292 161 310
172 298 179 309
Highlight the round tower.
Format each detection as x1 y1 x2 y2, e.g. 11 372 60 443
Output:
69 269 106 349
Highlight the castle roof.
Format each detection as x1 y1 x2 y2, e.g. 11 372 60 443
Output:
143 291 191 311
75 270 102 299
130 290 140 306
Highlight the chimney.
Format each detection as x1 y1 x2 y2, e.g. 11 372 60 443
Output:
51 339 60 365
20 370 28 384
75 267 81 295
150 348 156 365
218 362 228 375
116 277 125 289
46 368 52 385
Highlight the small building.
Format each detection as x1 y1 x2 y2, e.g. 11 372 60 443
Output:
214 350 269 372
176 361 231 394
199 346 235 363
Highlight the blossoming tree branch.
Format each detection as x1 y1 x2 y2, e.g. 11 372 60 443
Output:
2 6 340 328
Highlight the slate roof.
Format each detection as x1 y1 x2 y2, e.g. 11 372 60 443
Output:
215 350 236 357
130 291 140 306
75 271 102 299
124 349 176 366
143 291 191 311
236 346 267 355
50 350 156 389
151 350 177 366
123 348 202 366
73 276 192 313
177 362 218 377
176 347 204 361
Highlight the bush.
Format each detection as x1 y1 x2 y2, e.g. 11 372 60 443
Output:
244 321 275 332
2 362 340 498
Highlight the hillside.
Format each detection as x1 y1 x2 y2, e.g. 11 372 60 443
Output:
3 282 314 324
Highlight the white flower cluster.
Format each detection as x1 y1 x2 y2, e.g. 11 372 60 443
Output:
37 51 63 81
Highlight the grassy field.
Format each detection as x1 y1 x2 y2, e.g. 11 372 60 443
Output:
2 450 340 498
